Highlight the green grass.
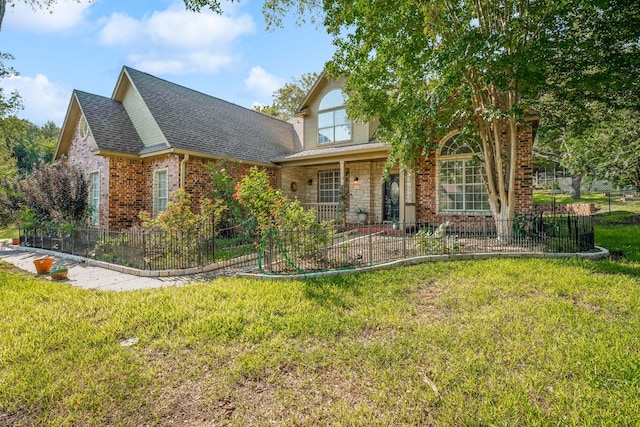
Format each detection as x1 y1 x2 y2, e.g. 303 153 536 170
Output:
2 225 640 425
534 191 640 215
0 226 18 240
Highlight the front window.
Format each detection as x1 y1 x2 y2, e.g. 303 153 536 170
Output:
153 169 168 216
88 171 100 225
318 89 351 144
438 134 490 212
319 170 341 203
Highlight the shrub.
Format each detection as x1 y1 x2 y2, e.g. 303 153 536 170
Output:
139 188 226 234
414 221 460 255
139 189 227 269
3 158 89 228
234 167 334 261
207 161 253 233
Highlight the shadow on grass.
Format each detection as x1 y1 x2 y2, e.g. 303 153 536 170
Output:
593 211 640 225
584 257 640 278
301 274 366 309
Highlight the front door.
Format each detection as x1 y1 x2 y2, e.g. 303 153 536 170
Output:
383 174 400 221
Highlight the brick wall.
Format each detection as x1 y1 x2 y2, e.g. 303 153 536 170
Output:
66 125 110 228
108 158 145 228
535 203 596 216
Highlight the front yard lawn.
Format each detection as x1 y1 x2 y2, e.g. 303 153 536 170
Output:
2 222 639 425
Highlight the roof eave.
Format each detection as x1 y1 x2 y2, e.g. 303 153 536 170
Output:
54 92 81 161
273 145 390 166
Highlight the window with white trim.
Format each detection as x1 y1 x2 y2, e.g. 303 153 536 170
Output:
438 134 490 212
318 89 351 144
319 170 341 203
88 171 100 226
153 169 169 216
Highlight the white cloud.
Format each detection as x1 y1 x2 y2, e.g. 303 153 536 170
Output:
244 66 285 100
3 0 91 33
97 2 256 75
1 74 71 126
98 12 142 45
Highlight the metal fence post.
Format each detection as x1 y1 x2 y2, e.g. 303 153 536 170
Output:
368 224 373 267
402 222 406 258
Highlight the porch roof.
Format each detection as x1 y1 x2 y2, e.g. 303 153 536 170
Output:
272 142 390 166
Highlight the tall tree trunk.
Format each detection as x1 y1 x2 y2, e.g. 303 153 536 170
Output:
570 174 582 199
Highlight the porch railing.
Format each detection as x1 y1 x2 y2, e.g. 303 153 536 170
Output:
301 203 340 222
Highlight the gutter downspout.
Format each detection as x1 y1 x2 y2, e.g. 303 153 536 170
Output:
180 154 189 188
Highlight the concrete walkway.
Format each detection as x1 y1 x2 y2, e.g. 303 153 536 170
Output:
0 246 199 291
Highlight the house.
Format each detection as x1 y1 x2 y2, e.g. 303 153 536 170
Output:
55 66 534 229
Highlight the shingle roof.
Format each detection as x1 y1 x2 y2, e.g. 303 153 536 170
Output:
123 67 298 164
75 90 144 154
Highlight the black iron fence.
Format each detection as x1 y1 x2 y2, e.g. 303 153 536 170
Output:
18 214 594 275
258 214 595 274
19 220 258 271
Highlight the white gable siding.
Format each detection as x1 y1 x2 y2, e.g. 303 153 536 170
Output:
303 78 371 151
122 84 168 148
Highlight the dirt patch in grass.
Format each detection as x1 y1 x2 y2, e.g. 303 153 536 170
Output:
411 282 452 322
0 410 39 427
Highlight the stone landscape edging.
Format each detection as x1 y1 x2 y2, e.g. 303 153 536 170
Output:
9 244 609 280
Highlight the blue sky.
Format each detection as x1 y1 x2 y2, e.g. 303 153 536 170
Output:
0 0 334 127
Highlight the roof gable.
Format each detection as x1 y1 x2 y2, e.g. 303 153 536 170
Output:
121 67 300 164
55 90 144 159
57 66 301 164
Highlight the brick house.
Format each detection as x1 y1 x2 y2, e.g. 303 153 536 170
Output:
55 67 534 229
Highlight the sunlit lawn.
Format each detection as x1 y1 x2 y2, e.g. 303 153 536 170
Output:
534 191 640 216
1 219 639 425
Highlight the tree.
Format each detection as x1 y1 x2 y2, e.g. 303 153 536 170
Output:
254 72 319 120
0 117 58 174
257 0 639 238
0 52 20 189
0 52 21 117
2 157 89 227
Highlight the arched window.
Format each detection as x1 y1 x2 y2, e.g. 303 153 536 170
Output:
318 89 351 143
438 134 490 212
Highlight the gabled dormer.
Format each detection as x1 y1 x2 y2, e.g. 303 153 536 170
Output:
296 73 378 151
112 67 170 151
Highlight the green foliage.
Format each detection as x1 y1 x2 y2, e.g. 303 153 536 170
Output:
140 188 226 234
235 167 334 261
0 52 22 118
261 0 639 229
536 101 640 192
254 72 319 119
138 189 228 269
0 117 58 175
206 160 251 232
414 221 460 254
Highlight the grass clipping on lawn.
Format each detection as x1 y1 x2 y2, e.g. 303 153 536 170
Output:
1 254 639 426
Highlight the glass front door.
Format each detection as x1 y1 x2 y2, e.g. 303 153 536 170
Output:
383 174 400 221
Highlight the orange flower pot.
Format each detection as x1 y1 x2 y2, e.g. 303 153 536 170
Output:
33 257 54 275
11 237 19 245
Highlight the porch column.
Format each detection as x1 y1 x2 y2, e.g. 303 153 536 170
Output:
339 160 345 186
402 169 416 225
